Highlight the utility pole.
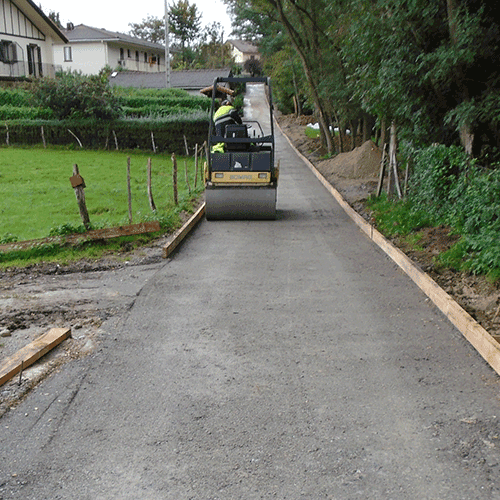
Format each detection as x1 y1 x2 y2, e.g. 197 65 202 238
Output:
164 0 171 88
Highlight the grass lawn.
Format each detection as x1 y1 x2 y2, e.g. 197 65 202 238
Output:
0 146 203 242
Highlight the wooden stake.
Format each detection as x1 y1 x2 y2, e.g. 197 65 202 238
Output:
113 130 119 150
5 123 9 146
184 159 191 195
147 158 156 212
41 126 46 148
70 164 91 230
171 153 178 205
151 131 157 154
376 143 388 197
127 157 133 224
389 122 402 199
67 129 83 148
403 158 411 197
194 143 199 188
183 135 189 156
203 140 209 163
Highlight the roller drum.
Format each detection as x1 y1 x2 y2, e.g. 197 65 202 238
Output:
205 187 277 220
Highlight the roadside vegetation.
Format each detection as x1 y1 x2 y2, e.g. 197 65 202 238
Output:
0 71 208 269
0 147 203 268
224 0 500 282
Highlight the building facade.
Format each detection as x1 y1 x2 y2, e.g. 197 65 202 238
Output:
0 0 67 81
53 24 167 75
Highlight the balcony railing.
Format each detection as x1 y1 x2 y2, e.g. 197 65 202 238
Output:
117 59 165 73
0 61 60 79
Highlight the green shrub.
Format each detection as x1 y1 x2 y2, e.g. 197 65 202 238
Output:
408 144 472 218
30 70 121 120
0 105 54 120
0 88 30 106
374 144 500 278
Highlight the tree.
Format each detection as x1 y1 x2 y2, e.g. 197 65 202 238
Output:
191 22 233 69
169 0 202 59
48 11 63 30
129 15 165 44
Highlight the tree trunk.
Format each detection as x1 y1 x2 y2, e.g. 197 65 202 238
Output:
272 0 334 155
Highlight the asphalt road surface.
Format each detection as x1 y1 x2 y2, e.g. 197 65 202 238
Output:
2 85 500 500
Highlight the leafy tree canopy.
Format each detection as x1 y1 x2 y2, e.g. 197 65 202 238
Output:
129 15 165 44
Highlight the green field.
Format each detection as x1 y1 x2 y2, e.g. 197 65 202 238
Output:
0 146 203 242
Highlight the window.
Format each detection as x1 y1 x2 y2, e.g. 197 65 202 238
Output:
127 49 131 58
120 48 124 60
64 46 72 62
135 50 139 61
144 52 148 63
0 40 17 64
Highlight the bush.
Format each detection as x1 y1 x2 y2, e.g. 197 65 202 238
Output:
0 88 30 107
373 143 500 277
408 144 472 218
30 70 121 120
0 105 54 120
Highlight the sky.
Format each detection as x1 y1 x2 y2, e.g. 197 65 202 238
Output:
38 0 234 38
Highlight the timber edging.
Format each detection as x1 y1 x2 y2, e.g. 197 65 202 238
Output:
162 203 206 258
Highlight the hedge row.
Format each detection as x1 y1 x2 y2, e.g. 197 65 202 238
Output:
116 95 210 111
3 114 210 154
0 105 55 120
113 87 190 98
0 88 30 107
121 105 210 118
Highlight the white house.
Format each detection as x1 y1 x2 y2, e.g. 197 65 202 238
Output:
0 0 67 81
227 39 260 66
53 24 167 75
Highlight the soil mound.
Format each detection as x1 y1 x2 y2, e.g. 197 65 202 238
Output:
319 140 381 179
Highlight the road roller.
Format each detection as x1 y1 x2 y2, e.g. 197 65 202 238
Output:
204 76 279 220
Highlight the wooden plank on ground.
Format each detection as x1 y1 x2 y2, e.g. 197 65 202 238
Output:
277 122 500 377
0 327 71 386
163 204 205 258
0 221 161 252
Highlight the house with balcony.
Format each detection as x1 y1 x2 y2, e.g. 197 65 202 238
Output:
0 0 68 82
53 24 167 75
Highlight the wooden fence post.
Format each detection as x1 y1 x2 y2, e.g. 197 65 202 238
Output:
127 157 133 224
147 158 156 212
41 126 46 148
194 143 199 188
5 123 9 146
69 164 91 230
151 131 157 154
184 159 191 195
171 153 178 205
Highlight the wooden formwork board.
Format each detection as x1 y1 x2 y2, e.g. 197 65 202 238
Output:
278 125 500 377
163 204 206 258
0 328 71 386
0 221 161 253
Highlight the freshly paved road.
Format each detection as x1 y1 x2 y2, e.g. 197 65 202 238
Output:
1 85 500 499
